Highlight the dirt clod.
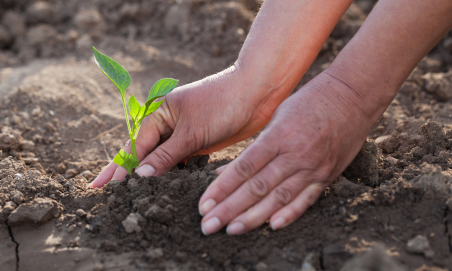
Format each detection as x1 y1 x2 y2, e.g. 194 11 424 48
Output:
2 11 26 38
121 212 143 233
8 197 63 225
406 235 435 259
74 10 105 31
341 245 406 271
65 168 77 179
146 248 164 259
26 1 55 24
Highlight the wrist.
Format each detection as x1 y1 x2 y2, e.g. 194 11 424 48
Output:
233 58 301 112
306 67 393 127
321 61 399 123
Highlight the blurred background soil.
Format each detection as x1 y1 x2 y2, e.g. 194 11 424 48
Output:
0 0 452 270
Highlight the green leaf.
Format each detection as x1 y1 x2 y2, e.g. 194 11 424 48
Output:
145 97 158 107
142 100 164 119
93 46 131 96
113 149 140 174
136 100 165 122
128 95 141 120
147 78 178 101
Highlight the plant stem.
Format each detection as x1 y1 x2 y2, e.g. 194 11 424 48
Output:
121 95 132 135
131 121 138 158
131 139 137 158
121 95 139 166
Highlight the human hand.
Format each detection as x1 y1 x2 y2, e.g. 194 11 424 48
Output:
195 0 452 235
87 0 357 189
197 72 379 235
88 66 291 188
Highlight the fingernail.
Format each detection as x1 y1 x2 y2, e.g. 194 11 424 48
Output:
86 177 98 189
215 165 227 175
135 164 156 177
226 222 245 235
271 217 286 230
199 199 216 216
201 217 221 235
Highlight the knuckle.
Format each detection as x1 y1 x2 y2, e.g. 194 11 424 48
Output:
220 202 237 219
247 177 268 198
140 111 160 130
287 204 302 219
235 160 255 180
273 186 292 206
305 193 317 207
140 114 152 127
214 181 230 198
152 147 175 169
305 185 323 207
310 170 330 184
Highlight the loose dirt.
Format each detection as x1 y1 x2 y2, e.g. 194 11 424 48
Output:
1 0 452 270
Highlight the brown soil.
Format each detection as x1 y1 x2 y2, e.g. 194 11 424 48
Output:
1 0 452 270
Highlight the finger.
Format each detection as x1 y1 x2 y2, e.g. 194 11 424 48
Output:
109 107 175 181
187 107 273 157
87 160 119 188
134 128 198 177
198 139 278 216
225 171 313 235
110 140 154 181
200 155 300 235
88 139 133 188
269 182 326 230
215 164 228 175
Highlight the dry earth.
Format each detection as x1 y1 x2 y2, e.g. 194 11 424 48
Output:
1 0 452 270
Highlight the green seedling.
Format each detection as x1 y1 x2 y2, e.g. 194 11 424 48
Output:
92 47 178 174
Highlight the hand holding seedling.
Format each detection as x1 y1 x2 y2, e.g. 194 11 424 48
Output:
91 47 178 175
91 0 452 236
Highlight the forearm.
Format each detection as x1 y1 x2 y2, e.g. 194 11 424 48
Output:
235 0 354 110
325 0 452 122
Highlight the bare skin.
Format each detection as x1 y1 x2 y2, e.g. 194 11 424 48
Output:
89 0 452 235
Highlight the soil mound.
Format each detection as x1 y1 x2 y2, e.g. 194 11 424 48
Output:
0 0 255 67
1 121 452 270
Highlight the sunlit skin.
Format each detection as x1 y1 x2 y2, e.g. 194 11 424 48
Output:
89 0 452 235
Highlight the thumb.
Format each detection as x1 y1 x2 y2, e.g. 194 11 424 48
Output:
135 132 195 177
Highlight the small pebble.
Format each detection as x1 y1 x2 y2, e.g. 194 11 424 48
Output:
301 262 316 271
147 248 164 259
85 224 94 232
75 209 86 217
121 213 143 233
375 135 390 145
67 224 76 233
386 156 399 165
406 235 435 259
65 169 77 179
31 107 41 116
81 170 93 179
255 262 268 271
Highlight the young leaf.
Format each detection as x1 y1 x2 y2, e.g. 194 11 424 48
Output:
128 95 141 120
142 100 164 119
93 47 131 96
113 149 140 174
147 78 178 101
